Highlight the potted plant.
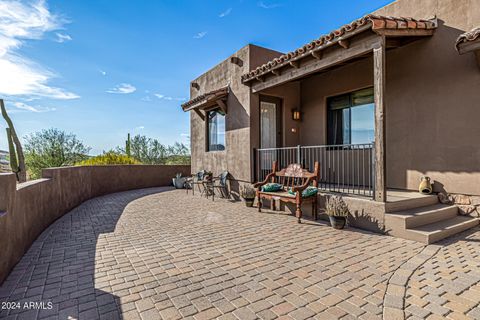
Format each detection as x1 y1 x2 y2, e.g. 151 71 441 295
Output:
172 173 186 189
241 185 256 207
325 195 349 229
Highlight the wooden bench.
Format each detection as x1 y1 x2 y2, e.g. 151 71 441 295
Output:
253 161 320 223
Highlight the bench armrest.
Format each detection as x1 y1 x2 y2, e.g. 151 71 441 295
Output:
291 177 314 192
253 172 275 188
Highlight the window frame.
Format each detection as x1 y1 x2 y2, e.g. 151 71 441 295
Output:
206 109 226 152
326 87 374 146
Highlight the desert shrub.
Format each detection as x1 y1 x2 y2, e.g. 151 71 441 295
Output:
77 152 141 166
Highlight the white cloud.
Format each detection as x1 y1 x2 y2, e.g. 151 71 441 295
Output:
13 101 56 113
219 8 232 18
106 83 136 94
135 126 145 130
55 32 71 43
193 31 207 39
99 70 106 76
257 1 282 9
0 0 79 99
141 96 151 102
154 93 185 101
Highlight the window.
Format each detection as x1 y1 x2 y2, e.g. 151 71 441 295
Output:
327 87 374 145
207 110 225 151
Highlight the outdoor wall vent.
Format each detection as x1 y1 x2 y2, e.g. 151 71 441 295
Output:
230 56 243 67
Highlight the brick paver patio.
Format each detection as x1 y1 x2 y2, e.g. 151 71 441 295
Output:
0 188 479 320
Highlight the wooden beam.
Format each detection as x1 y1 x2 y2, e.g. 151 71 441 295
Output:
194 109 205 121
252 34 382 93
311 50 323 59
289 61 300 68
373 36 386 202
338 39 350 49
457 40 480 55
376 29 435 37
216 99 227 114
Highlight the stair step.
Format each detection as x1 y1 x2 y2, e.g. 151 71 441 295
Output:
386 194 439 212
404 217 479 244
386 204 458 228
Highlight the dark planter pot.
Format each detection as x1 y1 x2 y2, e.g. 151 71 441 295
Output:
243 198 255 207
329 216 347 229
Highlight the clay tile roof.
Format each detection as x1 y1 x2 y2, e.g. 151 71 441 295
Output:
181 86 229 111
455 27 480 51
242 14 437 83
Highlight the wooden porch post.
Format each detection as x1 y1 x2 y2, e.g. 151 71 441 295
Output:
373 36 386 202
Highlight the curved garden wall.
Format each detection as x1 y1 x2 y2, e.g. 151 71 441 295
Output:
0 165 190 284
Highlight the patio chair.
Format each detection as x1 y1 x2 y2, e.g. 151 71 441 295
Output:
204 171 230 201
185 170 207 195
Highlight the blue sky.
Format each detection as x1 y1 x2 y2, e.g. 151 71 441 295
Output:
0 0 393 154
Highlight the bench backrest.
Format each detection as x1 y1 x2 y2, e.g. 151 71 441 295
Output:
270 161 320 188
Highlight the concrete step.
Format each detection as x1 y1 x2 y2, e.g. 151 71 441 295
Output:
407 217 480 244
385 194 439 213
386 204 458 228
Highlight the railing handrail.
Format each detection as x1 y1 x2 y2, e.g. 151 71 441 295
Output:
257 146 298 151
301 143 373 149
258 142 374 152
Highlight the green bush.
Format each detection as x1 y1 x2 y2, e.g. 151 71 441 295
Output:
77 152 141 166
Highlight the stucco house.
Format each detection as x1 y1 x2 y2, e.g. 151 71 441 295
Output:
181 0 480 243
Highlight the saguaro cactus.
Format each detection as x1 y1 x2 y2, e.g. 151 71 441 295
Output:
6 128 19 177
126 133 131 157
1 99 26 182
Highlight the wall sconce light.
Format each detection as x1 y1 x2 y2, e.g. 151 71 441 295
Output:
292 109 301 121
291 128 297 133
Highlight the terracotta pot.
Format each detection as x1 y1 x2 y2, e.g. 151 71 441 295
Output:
329 216 346 229
419 176 433 194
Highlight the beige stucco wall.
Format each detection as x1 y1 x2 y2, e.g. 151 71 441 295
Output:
0 165 190 284
374 0 480 195
189 45 282 186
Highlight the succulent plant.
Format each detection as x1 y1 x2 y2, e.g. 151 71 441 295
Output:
325 196 349 217
241 185 256 199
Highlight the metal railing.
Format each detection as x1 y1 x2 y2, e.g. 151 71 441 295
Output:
255 143 375 198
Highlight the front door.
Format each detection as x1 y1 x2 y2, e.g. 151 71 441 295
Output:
260 96 282 149
259 96 282 178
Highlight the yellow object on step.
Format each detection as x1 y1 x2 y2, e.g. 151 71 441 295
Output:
419 176 433 194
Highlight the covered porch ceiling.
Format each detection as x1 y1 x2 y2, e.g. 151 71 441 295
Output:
242 14 437 93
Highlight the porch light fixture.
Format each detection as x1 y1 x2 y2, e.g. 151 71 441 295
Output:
292 109 301 121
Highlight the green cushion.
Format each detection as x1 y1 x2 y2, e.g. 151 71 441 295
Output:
288 186 318 198
262 183 283 192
